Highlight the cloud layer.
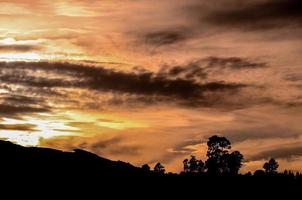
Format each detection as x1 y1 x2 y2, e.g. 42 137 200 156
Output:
0 0 302 172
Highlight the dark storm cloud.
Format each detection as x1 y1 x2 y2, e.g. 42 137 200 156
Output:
205 0 302 30
0 44 42 52
249 146 302 161
0 61 247 103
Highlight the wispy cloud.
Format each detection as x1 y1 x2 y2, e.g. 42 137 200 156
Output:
0 61 248 108
204 0 302 31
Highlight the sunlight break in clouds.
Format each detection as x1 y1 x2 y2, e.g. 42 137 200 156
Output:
0 117 79 146
0 37 42 60
53 1 101 17
0 53 41 61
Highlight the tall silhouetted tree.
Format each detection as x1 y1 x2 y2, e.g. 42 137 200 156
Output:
183 159 189 173
189 156 198 173
154 162 165 174
263 158 279 174
197 159 205 173
228 151 244 175
207 135 231 158
205 135 243 175
206 135 231 175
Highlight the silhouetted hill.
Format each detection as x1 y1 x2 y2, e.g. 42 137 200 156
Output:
0 139 301 196
0 140 147 178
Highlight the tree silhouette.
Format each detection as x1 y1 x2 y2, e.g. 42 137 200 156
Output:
142 164 151 172
189 155 198 173
263 158 279 174
207 135 231 158
228 151 244 175
183 159 189 173
205 135 243 175
206 135 231 175
154 162 165 174
197 159 205 173
183 156 205 173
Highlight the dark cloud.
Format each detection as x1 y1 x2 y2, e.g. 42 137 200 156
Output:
0 44 42 52
0 93 52 117
0 69 75 88
205 0 302 30
0 87 56 119
171 139 204 155
109 145 140 156
203 56 267 69
143 29 187 46
79 137 141 156
158 56 266 84
0 61 247 106
90 137 122 150
224 127 300 143
0 104 50 117
0 123 36 131
285 73 302 82
1 95 45 106
160 61 207 80
107 94 170 108
249 146 302 161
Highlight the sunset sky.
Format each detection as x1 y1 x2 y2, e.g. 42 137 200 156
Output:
0 0 302 172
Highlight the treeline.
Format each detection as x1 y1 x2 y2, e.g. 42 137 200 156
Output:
141 135 302 178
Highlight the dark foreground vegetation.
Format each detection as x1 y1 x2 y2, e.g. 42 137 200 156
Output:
0 135 301 194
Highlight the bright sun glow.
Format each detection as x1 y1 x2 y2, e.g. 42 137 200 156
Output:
0 53 41 61
0 111 148 146
1 37 16 45
65 111 149 130
0 37 41 61
0 117 80 146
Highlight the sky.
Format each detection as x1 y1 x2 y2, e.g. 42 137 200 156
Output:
0 0 302 172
